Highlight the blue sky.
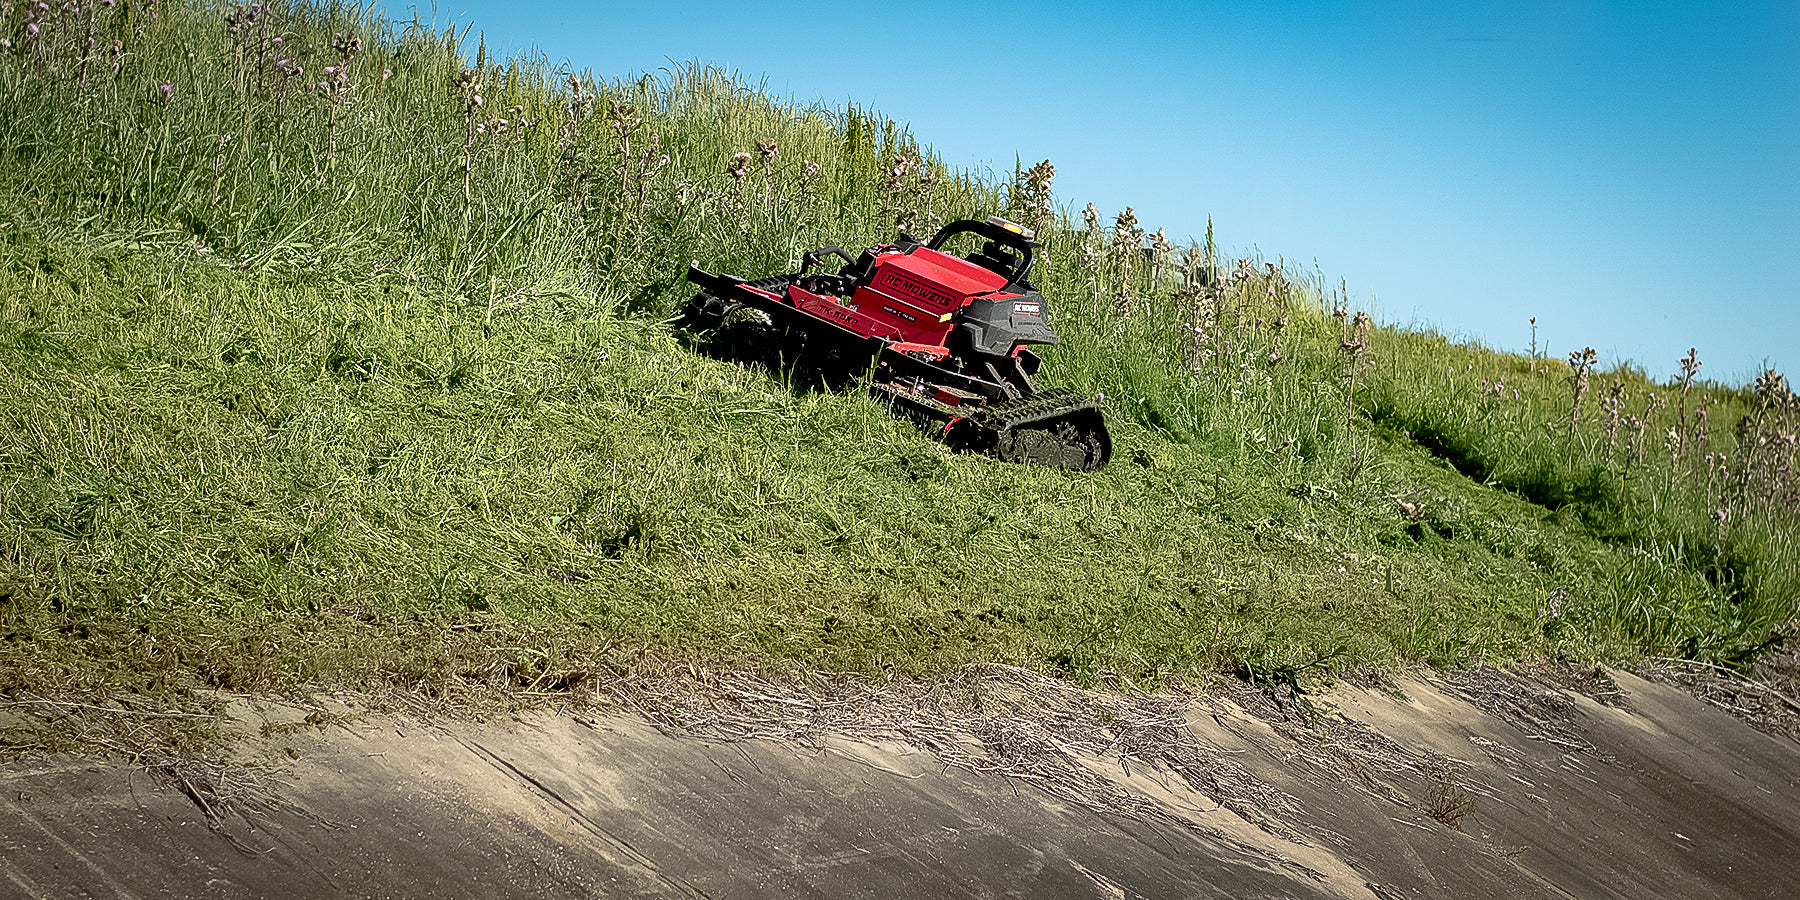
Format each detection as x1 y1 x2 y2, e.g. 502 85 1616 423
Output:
392 1 1797 384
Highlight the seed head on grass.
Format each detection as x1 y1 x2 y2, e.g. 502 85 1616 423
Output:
1338 310 1373 428
1689 394 1714 459
224 4 261 74
1675 347 1703 460
913 163 941 231
756 138 777 209
1751 368 1790 408
725 151 754 230
1728 369 1799 517
879 144 929 234
881 150 908 205
1077 203 1103 311
606 100 647 198
798 159 820 197
1007 158 1055 234
314 30 363 172
556 74 597 206
1109 207 1143 318
1600 381 1627 459
1566 346 1598 433
1149 227 1174 286
1078 240 1102 313
458 67 483 196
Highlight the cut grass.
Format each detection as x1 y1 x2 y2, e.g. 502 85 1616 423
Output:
0 240 1680 707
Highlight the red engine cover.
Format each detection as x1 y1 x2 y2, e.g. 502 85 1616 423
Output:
853 248 1010 345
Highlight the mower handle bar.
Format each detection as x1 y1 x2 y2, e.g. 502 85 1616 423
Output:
925 219 1036 285
801 247 857 273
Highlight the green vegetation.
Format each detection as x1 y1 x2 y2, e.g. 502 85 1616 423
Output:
2 0 1794 727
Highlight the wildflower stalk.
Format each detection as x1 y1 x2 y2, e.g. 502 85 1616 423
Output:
1178 242 1211 371
1079 203 1101 316
756 139 777 217
1007 158 1055 236
1339 307 1372 429
1109 207 1141 318
726 150 752 231
1601 381 1627 463
78 1 97 86
319 29 361 174
459 67 482 198
558 74 594 209
1675 347 1702 464
1566 347 1598 436
606 99 641 219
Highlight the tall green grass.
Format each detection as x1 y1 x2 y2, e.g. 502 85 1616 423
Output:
2 0 1794 712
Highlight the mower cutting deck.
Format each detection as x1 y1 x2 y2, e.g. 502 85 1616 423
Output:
681 217 1111 471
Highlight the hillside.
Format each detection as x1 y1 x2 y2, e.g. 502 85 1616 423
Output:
2 0 1796 754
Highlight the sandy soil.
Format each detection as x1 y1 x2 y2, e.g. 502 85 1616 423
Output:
3 664 1797 898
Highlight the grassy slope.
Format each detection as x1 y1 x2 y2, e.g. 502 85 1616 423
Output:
0 238 1572 690
2 2 1795 725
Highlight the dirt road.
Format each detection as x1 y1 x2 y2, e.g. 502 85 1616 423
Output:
3 666 1796 898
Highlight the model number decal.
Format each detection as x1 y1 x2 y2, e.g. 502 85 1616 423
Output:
881 305 918 323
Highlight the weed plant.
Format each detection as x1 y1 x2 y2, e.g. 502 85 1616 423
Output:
2 0 1794 723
